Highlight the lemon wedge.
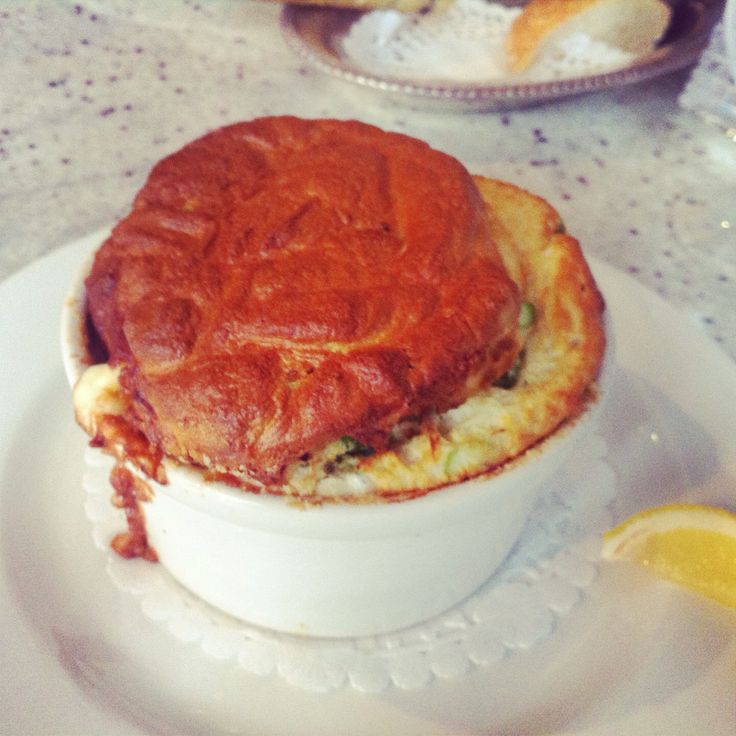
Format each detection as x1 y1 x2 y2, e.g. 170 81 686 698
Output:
602 503 736 608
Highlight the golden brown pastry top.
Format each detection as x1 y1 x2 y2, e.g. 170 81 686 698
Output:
85 117 522 483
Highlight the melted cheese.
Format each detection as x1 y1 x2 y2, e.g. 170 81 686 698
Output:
73 363 126 435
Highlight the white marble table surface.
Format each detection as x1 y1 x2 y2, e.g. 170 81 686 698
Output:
1 0 735 361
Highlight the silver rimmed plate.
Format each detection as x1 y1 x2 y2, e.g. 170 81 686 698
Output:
280 0 725 111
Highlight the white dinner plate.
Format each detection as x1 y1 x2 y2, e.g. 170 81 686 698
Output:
1 232 735 735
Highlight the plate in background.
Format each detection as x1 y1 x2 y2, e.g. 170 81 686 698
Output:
281 0 725 111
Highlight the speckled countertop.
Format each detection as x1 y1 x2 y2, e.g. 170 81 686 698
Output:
1 0 734 359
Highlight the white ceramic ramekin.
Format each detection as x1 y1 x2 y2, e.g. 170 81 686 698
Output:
62 253 612 638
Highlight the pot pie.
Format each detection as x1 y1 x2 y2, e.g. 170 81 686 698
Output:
73 117 605 513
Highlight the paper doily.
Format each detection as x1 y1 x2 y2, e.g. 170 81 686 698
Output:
83 430 616 693
341 0 634 84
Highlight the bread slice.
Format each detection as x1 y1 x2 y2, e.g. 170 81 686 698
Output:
506 0 672 73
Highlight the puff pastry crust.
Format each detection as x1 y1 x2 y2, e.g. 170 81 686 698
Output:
84 117 523 484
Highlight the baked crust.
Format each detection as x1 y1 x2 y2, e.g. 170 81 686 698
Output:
85 117 522 484
328 176 607 502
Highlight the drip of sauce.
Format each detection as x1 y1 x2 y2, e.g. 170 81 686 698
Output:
109 463 158 562
91 414 166 483
80 307 162 560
